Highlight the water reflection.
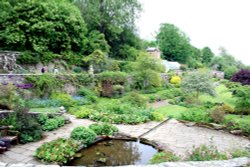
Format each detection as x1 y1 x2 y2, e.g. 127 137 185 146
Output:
69 139 158 166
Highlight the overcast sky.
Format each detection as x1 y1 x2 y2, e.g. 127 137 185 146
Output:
137 0 250 65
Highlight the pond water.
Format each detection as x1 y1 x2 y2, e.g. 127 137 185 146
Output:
68 139 158 166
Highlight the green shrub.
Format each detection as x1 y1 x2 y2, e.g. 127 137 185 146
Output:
25 75 62 98
89 100 153 124
113 85 124 97
70 126 96 145
210 106 225 123
122 92 148 108
89 123 118 136
17 51 40 64
187 144 228 161
150 151 180 164
180 108 212 123
0 84 20 110
42 117 65 131
170 76 181 86
50 93 74 109
34 138 79 164
151 112 165 121
72 67 82 73
70 106 94 119
230 149 250 158
37 113 49 125
234 86 250 115
77 87 98 103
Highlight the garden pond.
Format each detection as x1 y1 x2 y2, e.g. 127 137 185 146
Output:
68 139 158 166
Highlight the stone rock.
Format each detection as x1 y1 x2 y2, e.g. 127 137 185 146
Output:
59 106 65 110
245 143 250 151
185 122 196 127
230 130 243 135
74 153 83 158
97 157 107 164
0 162 7 167
64 117 71 124
7 164 34 167
210 123 225 130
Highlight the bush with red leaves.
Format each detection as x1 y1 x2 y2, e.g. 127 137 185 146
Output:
231 69 250 85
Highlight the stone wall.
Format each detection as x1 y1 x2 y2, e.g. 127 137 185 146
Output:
0 51 22 73
0 157 249 167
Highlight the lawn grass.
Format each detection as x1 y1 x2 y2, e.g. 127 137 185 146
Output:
224 114 250 123
154 105 187 119
200 84 236 107
30 107 60 113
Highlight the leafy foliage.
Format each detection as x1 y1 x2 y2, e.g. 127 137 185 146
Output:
42 116 65 131
89 123 118 136
187 144 228 161
231 69 250 85
25 75 62 98
69 106 94 118
0 0 88 60
122 92 148 108
180 107 212 123
89 100 153 124
70 126 96 145
34 138 79 164
2 107 43 143
210 106 225 123
50 93 75 109
74 0 142 58
0 84 19 110
132 53 164 89
234 85 250 115
181 71 215 98
77 87 98 103
156 23 192 63
150 151 180 164
170 76 181 86
201 47 214 65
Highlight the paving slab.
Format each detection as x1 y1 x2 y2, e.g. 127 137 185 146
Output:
0 114 249 165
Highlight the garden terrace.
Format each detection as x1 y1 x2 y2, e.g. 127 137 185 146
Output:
0 114 249 165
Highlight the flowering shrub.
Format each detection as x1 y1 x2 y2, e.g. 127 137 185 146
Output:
170 76 181 86
187 144 228 161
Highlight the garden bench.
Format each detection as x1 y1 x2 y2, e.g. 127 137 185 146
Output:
0 126 19 145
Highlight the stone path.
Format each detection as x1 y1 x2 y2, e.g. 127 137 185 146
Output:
0 114 250 165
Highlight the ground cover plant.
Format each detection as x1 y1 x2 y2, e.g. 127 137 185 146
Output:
70 126 96 146
187 144 228 161
89 123 118 136
87 99 154 124
150 151 180 164
34 138 80 165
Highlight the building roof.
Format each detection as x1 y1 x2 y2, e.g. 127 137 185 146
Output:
146 47 160 52
162 60 181 70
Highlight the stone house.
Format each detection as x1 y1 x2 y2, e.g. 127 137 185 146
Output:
146 47 161 59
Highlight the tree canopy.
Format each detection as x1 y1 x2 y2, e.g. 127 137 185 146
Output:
74 0 142 59
0 0 88 56
156 23 192 63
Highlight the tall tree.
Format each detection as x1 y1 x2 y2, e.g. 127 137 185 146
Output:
181 71 215 98
0 0 88 56
74 0 142 57
201 47 214 65
156 23 192 63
